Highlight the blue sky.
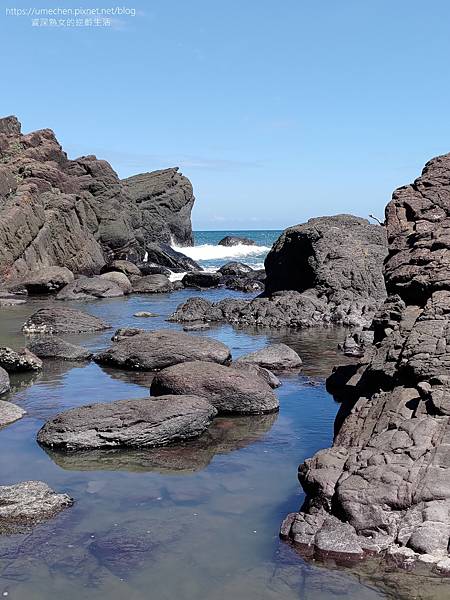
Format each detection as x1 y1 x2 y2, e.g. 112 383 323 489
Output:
2 0 450 230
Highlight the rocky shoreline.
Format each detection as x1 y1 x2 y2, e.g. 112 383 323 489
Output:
3 113 450 591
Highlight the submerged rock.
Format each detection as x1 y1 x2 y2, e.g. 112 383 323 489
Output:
0 401 25 427
151 360 279 414
37 395 217 450
133 311 158 318
22 307 110 334
281 152 450 568
236 343 302 370
0 481 73 534
27 337 92 361
95 329 231 371
0 346 42 372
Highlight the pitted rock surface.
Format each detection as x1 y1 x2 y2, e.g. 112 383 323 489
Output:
281 153 450 570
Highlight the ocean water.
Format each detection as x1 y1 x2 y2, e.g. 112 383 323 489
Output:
172 230 281 271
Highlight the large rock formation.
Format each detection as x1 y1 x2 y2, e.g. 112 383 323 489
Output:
0 116 194 280
171 215 388 329
281 153 450 572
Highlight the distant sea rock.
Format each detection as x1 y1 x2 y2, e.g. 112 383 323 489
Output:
0 115 195 280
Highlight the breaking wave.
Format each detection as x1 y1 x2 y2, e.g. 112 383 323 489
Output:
171 243 271 262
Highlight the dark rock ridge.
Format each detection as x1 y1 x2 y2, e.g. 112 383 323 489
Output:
171 215 388 329
37 395 217 450
281 153 450 571
151 361 279 414
95 329 231 371
0 481 73 534
0 115 195 280
145 242 200 273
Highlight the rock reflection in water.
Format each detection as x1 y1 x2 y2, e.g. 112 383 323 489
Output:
42 413 278 474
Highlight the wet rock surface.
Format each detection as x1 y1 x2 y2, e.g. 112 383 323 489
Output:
218 236 256 246
0 367 10 395
98 271 132 294
282 153 450 569
95 329 231 371
0 347 42 372
151 360 279 414
182 271 223 288
37 395 217 450
0 401 26 428
22 307 110 334
0 481 73 534
26 337 92 361
145 242 200 272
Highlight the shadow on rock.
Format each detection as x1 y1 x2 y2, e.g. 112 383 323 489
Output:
42 413 278 474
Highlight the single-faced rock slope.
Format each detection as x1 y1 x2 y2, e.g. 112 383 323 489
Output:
281 152 450 572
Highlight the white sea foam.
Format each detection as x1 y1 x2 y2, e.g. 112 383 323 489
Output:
171 243 270 262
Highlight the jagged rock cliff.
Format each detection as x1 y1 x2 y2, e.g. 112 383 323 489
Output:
0 116 194 280
281 153 450 572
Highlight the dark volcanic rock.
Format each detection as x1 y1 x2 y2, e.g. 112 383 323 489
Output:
0 117 195 280
236 343 302 370
27 337 92 361
170 218 387 329
37 395 217 450
264 215 388 327
182 271 222 288
281 153 450 568
0 346 42 372
151 360 279 414
0 480 73 534
42 413 278 474
145 242 200 272
0 366 11 395
218 261 254 276
135 262 171 276
95 329 231 371
56 275 124 300
22 307 110 334
14 266 74 294
218 236 256 246
223 276 264 293
132 273 172 293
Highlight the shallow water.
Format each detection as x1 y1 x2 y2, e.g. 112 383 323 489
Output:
0 289 447 599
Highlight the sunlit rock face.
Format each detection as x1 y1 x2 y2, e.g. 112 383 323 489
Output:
0 115 194 280
281 152 450 572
